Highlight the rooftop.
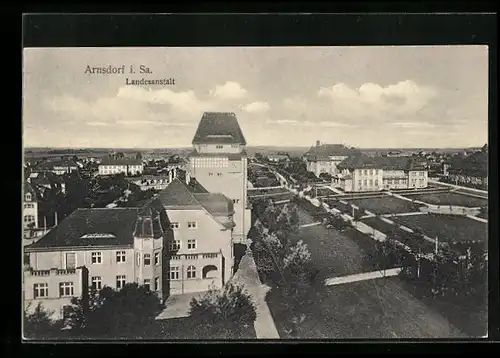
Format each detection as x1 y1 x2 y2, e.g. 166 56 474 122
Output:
192 112 247 145
99 157 143 166
26 208 140 250
304 144 360 161
338 155 426 171
24 182 38 201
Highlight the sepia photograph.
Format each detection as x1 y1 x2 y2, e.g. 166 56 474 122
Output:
22 45 488 340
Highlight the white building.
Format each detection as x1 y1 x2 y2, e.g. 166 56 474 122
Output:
98 158 144 176
24 182 39 229
304 141 360 177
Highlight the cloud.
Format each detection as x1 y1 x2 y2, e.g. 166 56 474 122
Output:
241 101 270 113
389 121 436 129
209 81 248 100
318 80 438 118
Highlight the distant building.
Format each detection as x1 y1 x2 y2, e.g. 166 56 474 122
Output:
447 147 488 187
188 112 251 245
267 154 290 163
36 159 78 175
24 182 39 230
335 154 428 192
303 141 360 177
98 158 144 176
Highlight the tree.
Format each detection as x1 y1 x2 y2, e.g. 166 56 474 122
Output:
135 152 143 161
189 283 256 338
24 302 61 339
66 283 164 339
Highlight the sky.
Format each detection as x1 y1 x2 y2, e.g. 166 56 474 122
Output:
23 46 488 149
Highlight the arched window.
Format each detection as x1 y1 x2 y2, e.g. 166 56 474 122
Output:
25 193 32 202
187 265 196 279
202 265 218 279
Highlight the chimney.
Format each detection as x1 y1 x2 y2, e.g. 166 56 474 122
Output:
173 168 177 179
168 170 173 183
316 140 320 147
186 171 191 185
55 211 58 226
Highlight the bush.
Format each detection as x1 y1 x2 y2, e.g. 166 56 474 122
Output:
189 283 256 339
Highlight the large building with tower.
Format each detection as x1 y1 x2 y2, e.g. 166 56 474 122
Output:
188 112 252 245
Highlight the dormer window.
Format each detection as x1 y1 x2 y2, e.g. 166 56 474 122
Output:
25 193 32 202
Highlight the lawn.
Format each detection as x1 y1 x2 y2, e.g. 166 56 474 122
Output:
266 277 466 339
324 199 353 214
348 196 424 215
392 213 488 245
361 217 398 235
403 192 487 208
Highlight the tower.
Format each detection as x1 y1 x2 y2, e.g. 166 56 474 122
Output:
188 112 251 244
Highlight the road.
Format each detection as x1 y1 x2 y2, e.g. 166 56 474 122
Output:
286 206 466 338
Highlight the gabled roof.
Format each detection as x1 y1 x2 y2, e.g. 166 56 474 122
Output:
192 112 247 145
156 178 235 227
372 156 426 171
26 208 140 250
99 157 143 166
304 144 360 161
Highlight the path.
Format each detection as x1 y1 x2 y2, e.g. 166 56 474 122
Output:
231 248 280 339
324 268 402 286
299 222 322 228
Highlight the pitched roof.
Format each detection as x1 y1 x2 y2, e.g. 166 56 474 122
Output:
337 154 377 170
192 112 247 145
156 178 235 226
99 157 143 166
37 159 78 170
24 182 38 201
304 144 360 161
26 208 140 250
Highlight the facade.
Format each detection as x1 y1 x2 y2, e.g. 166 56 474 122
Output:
24 182 39 229
37 160 79 175
98 158 144 176
304 141 361 177
157 178 235 294
24 204 168 319
335 154 428 192
188 112 252 245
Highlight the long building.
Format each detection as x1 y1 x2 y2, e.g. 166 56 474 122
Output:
304 141 361 177
98 158 144 176
335 154 428 192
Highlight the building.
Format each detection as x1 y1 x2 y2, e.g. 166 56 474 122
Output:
125 173 174 191
24 182 39 229
37 159 79 175
446 147 488 187
267 154 290 163
28 172 66 195
188 112 251 244
24 203 168 319
335 154 428 192
98 158 144 176
304 141 360 177
157 177 235 294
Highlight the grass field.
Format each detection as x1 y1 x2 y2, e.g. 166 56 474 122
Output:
266 277 465 339
348 196 423 215
361 217 398 234
324 199 354 214
403 192 487 208
392 213 488 245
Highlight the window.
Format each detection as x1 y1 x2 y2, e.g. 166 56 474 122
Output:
116 275 126 289
369 170 373 175
203 253 218 259
171 255 181 260
116 251 126 263
209 172 214 176
25 193 32 201
91 276 102 290
24 215 35 223
169 240 181 251
170 222 179 229
369 179 373 186
186 254 198 260
375 179 379 186
155 277 160 291
232 199 240 204
363 179 367 186
144 253 151 266
187 265 196 279
419 172 424 176
154 252 160 265
216 145 223 149
65 253 76 269
358 180 362 186
91 252 102 264
375 170 379 175
187 239 197 250
364 170 368 175
24 203 34 209
143 279 151 291
169 267 180 280
33 283 48 298
59 282 74 297
187 221 197 229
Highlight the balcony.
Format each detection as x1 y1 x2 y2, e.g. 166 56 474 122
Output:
25 268 77 276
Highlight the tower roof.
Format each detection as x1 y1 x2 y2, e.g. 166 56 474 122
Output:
192 112 247 145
